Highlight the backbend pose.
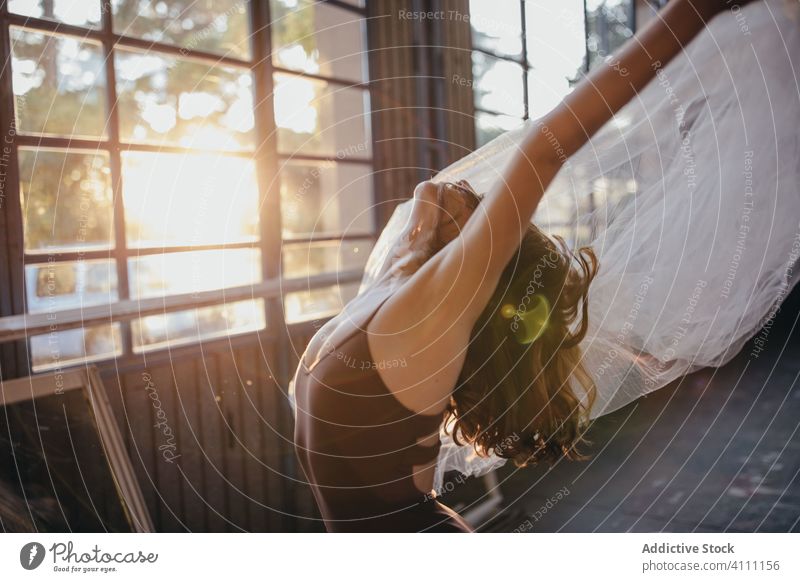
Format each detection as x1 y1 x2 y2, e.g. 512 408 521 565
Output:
292 0 759 532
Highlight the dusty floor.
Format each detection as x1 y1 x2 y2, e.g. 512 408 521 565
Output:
445 287 800 532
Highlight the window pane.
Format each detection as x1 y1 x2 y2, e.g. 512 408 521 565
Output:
280 160 374 238
128 249 261 299
112 0 251 60
525 0 586 119
19 148 114 253
284 283 359 324
9 0 102 27
271 0 367 82
585 0 634 70
25 260 118 313
470 0 523 59
132 299 266 352
472 52 525 117
10 28 107 138
475 111 524 147
274 73 370 158
121 152 259 248
283 239 373 279
115 49 254 149
31 324 122 372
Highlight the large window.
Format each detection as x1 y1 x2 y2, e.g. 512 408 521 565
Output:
4 0 374 370
469 0 636 246
269 0 373 323
470 0 635 146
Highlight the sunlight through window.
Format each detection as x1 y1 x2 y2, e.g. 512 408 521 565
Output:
8 0 374 369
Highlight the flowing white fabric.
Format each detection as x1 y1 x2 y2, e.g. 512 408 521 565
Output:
360 0 800 492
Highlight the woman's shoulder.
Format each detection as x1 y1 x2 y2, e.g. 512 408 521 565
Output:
366 279 470 417
302 282 398 367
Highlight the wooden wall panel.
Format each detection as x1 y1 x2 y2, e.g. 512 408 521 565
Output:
233 344 267 532
171 358 205 532
194 353 233 531
428 0 475 169
367 0 424 227
97 333 314 532
284 327 325 532
119 369 160 529
367 0 476 228
215 347 252 531
145 364 186 531
257 341 290 532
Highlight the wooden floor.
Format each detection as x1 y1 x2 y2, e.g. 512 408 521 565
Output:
443 286 800 533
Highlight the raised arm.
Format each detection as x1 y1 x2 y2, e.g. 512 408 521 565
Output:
426 0 741 324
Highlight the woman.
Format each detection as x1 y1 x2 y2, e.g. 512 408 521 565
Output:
293 0 757 532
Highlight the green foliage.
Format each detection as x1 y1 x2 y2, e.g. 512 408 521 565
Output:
270 0 318 56
19 149 114 252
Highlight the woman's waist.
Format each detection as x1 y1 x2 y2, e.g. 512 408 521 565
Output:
311 472 432 516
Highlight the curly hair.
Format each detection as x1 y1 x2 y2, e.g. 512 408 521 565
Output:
445 224 599 468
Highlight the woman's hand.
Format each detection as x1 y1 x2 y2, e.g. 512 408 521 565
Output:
408 181 441 236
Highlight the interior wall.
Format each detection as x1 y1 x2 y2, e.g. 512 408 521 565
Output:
367 0 474 226
98 338 291 532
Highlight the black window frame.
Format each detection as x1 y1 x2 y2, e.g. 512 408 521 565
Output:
470 0 637 140
0 0 378 371
467 0 636 239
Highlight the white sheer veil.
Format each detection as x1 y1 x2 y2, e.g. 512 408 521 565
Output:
360 0 800 491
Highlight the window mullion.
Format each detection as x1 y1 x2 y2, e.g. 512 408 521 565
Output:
272 66 369 91
324 0 367 16
250 0 296 527
249 0 285 321
5 12 252 69
583 0 591 74
0 8 32 376
13 134 258 158
101 0 132 356
520 0 530 121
